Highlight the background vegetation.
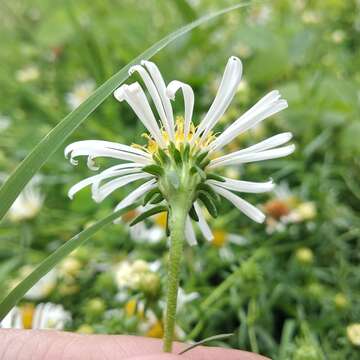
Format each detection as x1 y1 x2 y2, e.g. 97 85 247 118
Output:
0 0 359 358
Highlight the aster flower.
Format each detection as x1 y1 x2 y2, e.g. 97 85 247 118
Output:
65 56 294 351
7 175 44 222
65 80 96 110
0 302 71 330
15 65 40 83
0 115 11 132
65 56 294 245
347 324 360 347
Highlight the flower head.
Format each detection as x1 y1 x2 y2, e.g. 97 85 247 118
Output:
0 302 71 330
65 80 96 110
347 323 360 347
65 56 294 245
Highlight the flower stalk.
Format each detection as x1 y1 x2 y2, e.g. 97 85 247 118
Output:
163 194 191 352
159 153 197 352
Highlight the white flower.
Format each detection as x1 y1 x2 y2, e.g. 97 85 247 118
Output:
65 56 295 245
122 205 165 244
331 30 346 44
176 287 199 311
347 323 360 347
15 65 40 83
7 175 44 222
114 259 160 291
65 80 96 110
0 115 10 132
0 303 71 330
25 269 57 300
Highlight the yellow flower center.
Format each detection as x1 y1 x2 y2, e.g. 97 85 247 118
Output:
146 320 164 338
132 116 216 156
212 230 227 247
125 298 144 318
154 212 167 229
21 303 35 329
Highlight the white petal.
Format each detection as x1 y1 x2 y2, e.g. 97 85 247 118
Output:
166 80 194 138
193 201 213 241
210 133 293 167
93 173 152 203
210 184 265 223
233 132 293 155
207 178 274 193
129 64 171 135
0 307 22 329
192 56 242 143
210 92 288 152
142 60 175 139
185 216 197 246
65 140 151 168
32 303 44 329
68 164 143 199
209 144 295 169
65 140 150 159
69 147 151 166
114 83 165 147
114 179 157 212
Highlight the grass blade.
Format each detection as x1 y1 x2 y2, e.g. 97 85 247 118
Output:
0 2 249 222
178 333 233 355
0 203 139 321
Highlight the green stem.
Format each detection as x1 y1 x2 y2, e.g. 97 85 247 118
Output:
163 195 190 353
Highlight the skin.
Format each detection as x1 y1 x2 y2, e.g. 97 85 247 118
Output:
0 330 270 360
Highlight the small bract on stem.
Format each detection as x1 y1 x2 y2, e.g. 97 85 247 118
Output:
65 56 295 352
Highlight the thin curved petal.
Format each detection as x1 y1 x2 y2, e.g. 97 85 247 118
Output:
93 173 152 203
166 80 194 138
114 83 165 147
210 91 288 152
192 56 242 143
207 178 275 193
210 133 293 168
114 179 157 212
210 184 265 223
193 201 213 241
68 165 143 199
209 144 295 169
69 147 151 166
65 140 150 159
129 65 171 135
185 216 197 246
142 60 175 139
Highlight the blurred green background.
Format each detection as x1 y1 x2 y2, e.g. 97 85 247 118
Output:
0 0 359 358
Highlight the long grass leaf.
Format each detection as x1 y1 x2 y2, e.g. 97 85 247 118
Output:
0 203 139 321
0 3 249 222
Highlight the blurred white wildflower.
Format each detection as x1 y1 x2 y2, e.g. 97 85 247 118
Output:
66 57 294 245
263 183 316 234
331 30 346 44
0 302 70 330
0 115 10 132
122 206 165 244
248 4 272 26
347 323 360 346
7 175 44 222
114 259 160 296
15 65 40 83
176 287 199 311
210 229 248 261
140 287 198 339
23 268 57 300
301 11 321 24
59 256 82 277
65 79 96 110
